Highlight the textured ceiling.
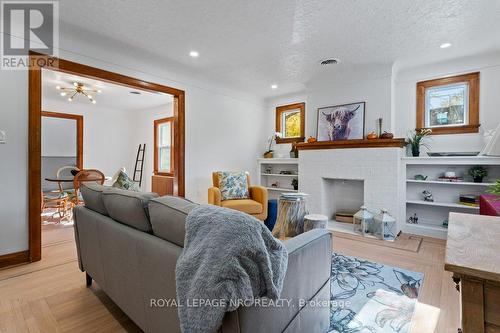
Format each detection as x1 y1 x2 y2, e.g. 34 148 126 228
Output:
42 69 172 111
58 0 500 98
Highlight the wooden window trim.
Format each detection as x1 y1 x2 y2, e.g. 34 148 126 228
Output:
154 117 174 176
416 72 480 135
275 102 305 144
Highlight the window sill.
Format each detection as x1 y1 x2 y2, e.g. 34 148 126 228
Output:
416 124 480 135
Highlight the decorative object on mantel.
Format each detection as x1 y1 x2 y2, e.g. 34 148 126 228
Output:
316 102 365 141
414 174 427 181
291 178 298 191
307 136 317 143
263 132 282 158
422 190 434 202
408 213 419 224
406 128 432 157
353 206 374 236
295 138 406 150
379 131 394 139
376 117 383 137
366 131 378 140
289 143 298 158
468 165 488 183
372 209 397 241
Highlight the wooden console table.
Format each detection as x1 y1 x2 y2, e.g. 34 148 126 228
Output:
445 213 500 333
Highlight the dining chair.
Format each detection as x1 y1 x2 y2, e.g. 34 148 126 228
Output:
55 165 80 193
72 169 105 205
41 191 70 222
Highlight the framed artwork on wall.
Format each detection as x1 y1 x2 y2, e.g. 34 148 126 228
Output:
416 72 480 135
316 102 365 141
275 102 305 144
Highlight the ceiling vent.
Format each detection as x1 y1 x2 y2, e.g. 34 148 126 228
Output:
130 91 142 95
320 58 340 66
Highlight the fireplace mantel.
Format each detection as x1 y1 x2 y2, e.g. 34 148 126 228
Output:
295 138 406 150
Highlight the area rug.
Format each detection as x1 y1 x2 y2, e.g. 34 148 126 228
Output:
329 253 423 333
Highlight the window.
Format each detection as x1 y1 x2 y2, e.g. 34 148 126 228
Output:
416 72 479 135
275 102 305 143
154 117 174 175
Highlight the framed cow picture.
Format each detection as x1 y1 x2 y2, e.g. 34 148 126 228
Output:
316 102 365 141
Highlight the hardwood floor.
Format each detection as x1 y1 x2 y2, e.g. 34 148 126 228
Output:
0 227 459 332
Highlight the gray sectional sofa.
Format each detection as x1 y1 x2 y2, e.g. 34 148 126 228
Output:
74 184 332 333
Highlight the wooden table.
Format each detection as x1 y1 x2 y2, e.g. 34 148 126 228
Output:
445 212 500 333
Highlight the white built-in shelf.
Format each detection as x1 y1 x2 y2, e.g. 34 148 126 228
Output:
261 173 298 177
406 179 495 186
265 187 298 192
406 199 479 210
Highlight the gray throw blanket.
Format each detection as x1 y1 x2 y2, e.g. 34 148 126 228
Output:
176 204 288 333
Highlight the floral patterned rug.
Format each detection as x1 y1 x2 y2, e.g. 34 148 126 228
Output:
329 253 423 333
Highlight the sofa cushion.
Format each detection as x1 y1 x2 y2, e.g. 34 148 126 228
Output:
80 183 108 216
102 187 158 232
112 170 139 191
221 199 263 215
148 196 198 247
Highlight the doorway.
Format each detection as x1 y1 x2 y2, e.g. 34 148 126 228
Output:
28 52 185 263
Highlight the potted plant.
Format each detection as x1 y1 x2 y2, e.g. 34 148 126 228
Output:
291 178 298 191
469 166 488 183
263 132 282 158
406 128 432 157
487 180 500 196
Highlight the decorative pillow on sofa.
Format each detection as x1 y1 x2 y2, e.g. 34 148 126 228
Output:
112 170 139 191
217 171 249 200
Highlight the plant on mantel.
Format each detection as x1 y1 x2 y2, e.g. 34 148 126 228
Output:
406 128 432 157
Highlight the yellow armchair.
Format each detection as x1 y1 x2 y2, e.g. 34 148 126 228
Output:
208 172 268 221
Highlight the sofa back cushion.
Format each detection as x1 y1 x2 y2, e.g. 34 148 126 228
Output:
80 183 108 215
102 187 158 233
148 196 198 247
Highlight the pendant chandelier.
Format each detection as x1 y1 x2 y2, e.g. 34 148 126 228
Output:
56 82 101 104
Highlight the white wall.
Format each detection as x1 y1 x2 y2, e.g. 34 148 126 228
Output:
43 98 138 177
132 103 173 192
394 51 500 153
267 52 500 156
41 117 77 157
0 32 267 255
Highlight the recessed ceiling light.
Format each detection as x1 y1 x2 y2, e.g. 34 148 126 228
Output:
189 50 199 57
440 43 452 49
271 84 278 89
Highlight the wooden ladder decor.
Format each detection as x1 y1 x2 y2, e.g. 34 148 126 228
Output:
133 144 146 187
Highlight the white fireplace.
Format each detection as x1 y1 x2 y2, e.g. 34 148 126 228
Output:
299 147 404 233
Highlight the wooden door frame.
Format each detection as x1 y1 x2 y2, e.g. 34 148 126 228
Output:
41 111 84 169
28 51 185 263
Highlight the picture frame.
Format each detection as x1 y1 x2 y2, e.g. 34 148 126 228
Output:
316 102 365 141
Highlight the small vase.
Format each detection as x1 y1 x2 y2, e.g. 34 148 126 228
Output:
473 176 483 183
263 151 273 158
411 145 420 157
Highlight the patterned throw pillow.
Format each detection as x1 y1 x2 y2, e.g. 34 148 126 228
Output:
218 171 250 201
112 171 139 191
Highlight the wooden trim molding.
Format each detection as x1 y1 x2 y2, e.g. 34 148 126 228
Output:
0 250 30 269
295 138 406 150
41 111 84 169
28 51 185 264
153 117 175 176
275 102 305 144
416 72 480 135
